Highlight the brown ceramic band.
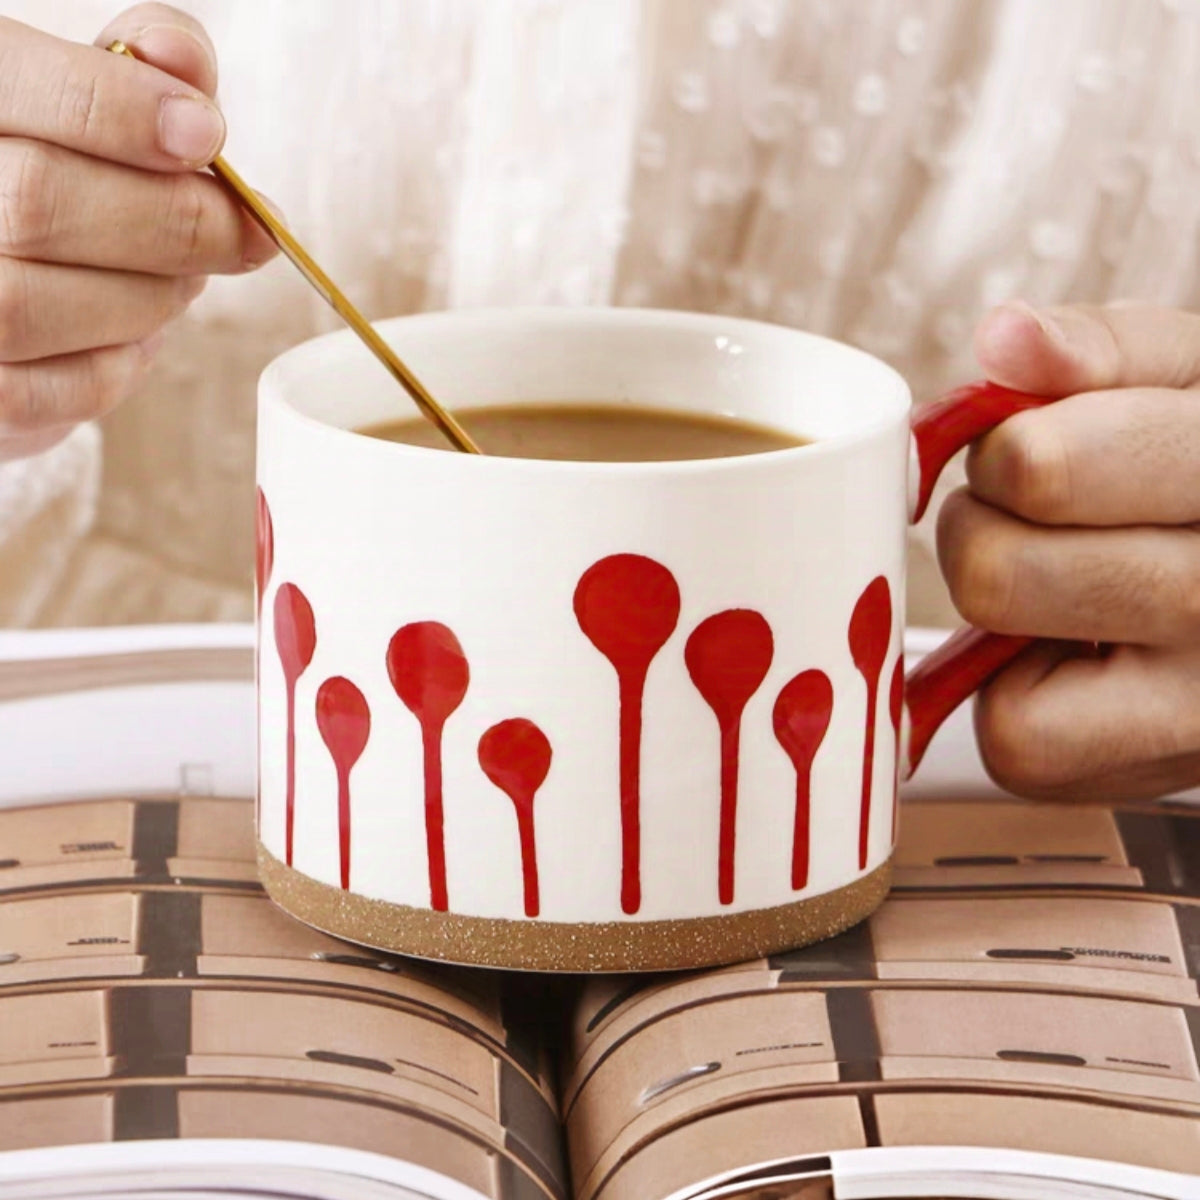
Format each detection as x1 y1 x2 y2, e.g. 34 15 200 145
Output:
258 845 892 973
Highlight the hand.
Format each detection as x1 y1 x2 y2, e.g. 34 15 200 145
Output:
0 3 277 461
938 301 1200 800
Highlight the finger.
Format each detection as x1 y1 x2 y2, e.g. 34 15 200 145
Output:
975 640 1200 800
95 4 218 96
974 300 1200 396
0 424 74 462
936 487 1200 646
0 256 203 363
0 16 224 169
0 339 158 434
966 385 1200 527
0 138 275 274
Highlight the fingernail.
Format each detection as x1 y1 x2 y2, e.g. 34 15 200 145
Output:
181 274 208 300
242 193 285 269
254 191 287 225
135 21 216 72
136 331 166 362
243 244 278 270
159 94 225 165
1003 299 1066 344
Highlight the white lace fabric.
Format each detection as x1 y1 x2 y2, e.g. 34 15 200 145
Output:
4 0 1199 628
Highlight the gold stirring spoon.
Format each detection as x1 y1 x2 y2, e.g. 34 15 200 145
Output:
107 40 482 455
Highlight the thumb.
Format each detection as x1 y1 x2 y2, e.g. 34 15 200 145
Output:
974 300 1200 396
96 4 219 98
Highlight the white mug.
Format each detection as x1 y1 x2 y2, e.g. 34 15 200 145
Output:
255 308 1037 971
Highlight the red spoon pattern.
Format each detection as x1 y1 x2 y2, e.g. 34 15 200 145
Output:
254 488 274 827
387 621 470 911
888 655 903 842
772 669 834 890
848 575 892 871
315 676 372 889
684 609 774 905
478 718 553 917
255 488 274 619
274 582 317 865
574 553 681 915
263 555 912 909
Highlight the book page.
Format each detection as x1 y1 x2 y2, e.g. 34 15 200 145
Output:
0 793 566 1200
563 796 1200 1200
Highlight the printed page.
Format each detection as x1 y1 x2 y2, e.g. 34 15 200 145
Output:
0 793 565 1200
0 625 256 805
564 796 1200 1200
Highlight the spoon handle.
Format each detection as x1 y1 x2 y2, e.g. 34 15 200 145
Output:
717 719 739 906
420 721 450 912
106 40 481 456
337 764 352 890
210 155 482 454
617 673 645 915
514 800 540 918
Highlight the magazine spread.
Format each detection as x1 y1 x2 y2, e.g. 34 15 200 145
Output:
0 793 563 1200
1 789 1198 1200
564 796 1200 1198
0 631 1197 1200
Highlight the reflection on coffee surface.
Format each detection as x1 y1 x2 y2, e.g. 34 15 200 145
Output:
358 402 807 462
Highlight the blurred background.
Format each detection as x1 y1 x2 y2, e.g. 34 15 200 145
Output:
4 0 1198 629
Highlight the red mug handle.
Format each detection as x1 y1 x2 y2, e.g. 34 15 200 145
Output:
901 381 1055 779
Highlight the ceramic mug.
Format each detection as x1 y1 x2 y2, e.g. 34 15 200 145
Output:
255 308 1039 971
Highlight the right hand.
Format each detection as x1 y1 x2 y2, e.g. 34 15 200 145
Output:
939 301 1200 802
0 3 278 461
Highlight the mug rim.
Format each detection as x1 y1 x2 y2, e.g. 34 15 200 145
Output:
258 305 913 477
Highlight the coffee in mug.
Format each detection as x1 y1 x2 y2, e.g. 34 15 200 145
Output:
359 403 806 462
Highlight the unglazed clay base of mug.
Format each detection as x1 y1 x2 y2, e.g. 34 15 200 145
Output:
257 843 891 972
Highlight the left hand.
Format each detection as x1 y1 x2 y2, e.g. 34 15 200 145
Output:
0 5 278 462
937 301 1200 800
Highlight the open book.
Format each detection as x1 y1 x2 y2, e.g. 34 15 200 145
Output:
0 628 1197 1199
